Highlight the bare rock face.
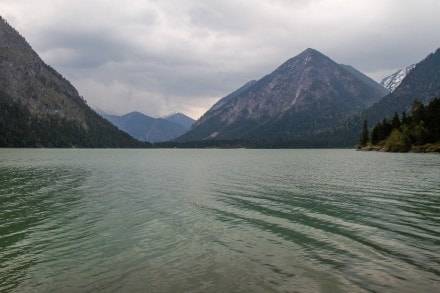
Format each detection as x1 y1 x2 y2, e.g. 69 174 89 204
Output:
179 48 388 141
0 16 143 147
0 17 85 120
380 64 416 92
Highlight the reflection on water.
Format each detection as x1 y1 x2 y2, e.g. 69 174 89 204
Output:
0 149 439 292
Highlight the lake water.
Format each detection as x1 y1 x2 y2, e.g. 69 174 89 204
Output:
0 149 439 292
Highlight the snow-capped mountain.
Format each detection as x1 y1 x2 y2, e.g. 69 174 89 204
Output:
380 64 416 92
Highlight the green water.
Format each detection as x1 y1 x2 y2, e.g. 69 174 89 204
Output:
1 149 439 292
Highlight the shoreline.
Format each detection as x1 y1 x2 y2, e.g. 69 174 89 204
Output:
357 143 440 153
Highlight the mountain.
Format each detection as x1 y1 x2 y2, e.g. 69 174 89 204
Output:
0 16 145 147
208 80 257 113
321 48 440 147
102 111 191 143
164 113 195 130
364 48 440 124
380 64 416 92
178 48 389 142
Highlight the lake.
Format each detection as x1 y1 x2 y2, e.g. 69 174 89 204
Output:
1 149 439 292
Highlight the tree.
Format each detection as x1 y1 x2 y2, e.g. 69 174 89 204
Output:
368 98 440 151
423 97 440 142
385 126 411 152
401 111 409 125
358 119 369 147
370 123 381 145
391 112 401 129
411 121 429 145
381 118 393 139
411 99 425 125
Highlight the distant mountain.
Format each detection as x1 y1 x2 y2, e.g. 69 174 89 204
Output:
178 48 388 142
321 48 440 147
365 49 440 124
102 111 192 143
380 64 416 92
0 16 145 147
164 113 195 130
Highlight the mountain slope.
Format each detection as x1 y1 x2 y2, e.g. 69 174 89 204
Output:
380 64 416 92
320 48 440 147
164 113 195 130
103 111 190 143
178 48 388 141
0 16 145 147
340 64 390 94
365 49 440 124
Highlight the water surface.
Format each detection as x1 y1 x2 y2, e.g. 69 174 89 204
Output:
1 149 439 292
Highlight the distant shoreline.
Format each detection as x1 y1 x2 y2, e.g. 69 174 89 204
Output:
357 143 440 153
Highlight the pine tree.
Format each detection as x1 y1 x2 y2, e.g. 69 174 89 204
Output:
370 124 381 145
381 118 393 139
359 119 369 147
391 112 401 129
401 111 409 125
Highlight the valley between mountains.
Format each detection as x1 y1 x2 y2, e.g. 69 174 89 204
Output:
1 15 439 148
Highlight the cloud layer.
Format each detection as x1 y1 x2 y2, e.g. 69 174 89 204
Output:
1 0 439 118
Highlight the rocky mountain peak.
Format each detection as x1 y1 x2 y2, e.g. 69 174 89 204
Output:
0 15 143 147
380 64 416 92
178 48 388 141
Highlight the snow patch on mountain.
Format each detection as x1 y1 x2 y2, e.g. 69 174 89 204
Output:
380 64 416 92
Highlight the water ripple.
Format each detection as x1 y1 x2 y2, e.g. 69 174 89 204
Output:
1 149 439 292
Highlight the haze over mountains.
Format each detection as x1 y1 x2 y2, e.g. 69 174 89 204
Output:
1 14 438 148
101 111 194 143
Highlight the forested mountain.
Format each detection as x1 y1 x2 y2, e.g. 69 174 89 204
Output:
366 49 440 122
102 111 194 143
0 16 145 147
178 48 388 142
322 48 440 147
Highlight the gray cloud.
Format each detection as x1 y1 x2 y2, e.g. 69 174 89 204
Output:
1 0 439 118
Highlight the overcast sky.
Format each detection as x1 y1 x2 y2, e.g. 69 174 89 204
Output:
1 0 439 118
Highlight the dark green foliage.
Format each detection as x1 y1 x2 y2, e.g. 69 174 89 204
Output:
321 48 440 147
424 97 440 141
391 112 401 129
358 119 369 147
385 126 411 152
370 124 381 145
368 97 440 151
411 100 425 125
0 17 149 148
381 118 393 139
401 111 409 125
0 93 148 148
364 48 440 126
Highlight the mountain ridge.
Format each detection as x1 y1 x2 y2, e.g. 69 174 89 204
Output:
380 64 416 92
178 48 389 142
0 16 145 147
317 48 440 147
102 111 194 143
